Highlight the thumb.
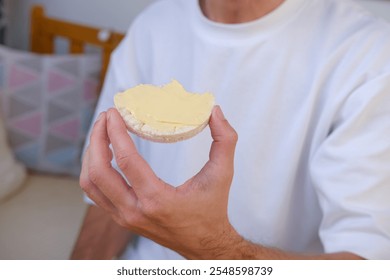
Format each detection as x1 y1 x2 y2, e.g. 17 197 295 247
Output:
208 106 238 170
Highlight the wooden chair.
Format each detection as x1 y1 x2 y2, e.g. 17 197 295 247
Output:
30 5 125 88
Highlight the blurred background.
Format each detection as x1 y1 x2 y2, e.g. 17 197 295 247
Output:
0 0 389 260
4 0 390 50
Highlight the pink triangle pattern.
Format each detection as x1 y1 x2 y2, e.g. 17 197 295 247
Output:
50 119 80 141
8 65 39 90
11 112 43 137
48 70 76 94
83 78 98 102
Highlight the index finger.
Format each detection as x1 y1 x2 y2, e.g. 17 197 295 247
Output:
106 108 160 195
88 112 136 208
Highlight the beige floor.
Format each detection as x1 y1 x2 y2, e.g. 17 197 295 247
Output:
0 173 88 260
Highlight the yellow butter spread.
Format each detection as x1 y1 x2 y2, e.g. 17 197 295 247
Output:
114 80 214 132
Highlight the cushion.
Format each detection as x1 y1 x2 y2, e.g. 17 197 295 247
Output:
0 116 26 201
0 46 100 176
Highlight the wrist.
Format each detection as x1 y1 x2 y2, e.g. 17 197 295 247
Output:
183 222 245 260
181 222 291 260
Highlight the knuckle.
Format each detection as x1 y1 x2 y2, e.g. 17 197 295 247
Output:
115 150 131 171
79 175 94 194
87 164 102 185
113 215 129 228
227 128 238 145
79 177 89 191
79 174 89 190
140 198 167 221
121 213 132 226
141 200 158 217
231 129 239 143
121 211 142 228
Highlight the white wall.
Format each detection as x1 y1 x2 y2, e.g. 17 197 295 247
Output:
7 0 157 50
6 0 390 50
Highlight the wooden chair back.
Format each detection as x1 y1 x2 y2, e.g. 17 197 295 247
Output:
30 5 125 88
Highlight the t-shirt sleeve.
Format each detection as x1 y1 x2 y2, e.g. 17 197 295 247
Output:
310 73 390 259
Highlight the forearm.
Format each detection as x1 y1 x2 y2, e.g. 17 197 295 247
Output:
227 240 364 260
183 227 363 260
70 205 133 260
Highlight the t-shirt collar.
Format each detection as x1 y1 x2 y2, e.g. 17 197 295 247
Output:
189 0 309 42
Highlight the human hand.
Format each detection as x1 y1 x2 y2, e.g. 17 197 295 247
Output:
80 106 241 259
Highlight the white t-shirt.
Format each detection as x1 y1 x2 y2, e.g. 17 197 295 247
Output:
90 0 390 259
